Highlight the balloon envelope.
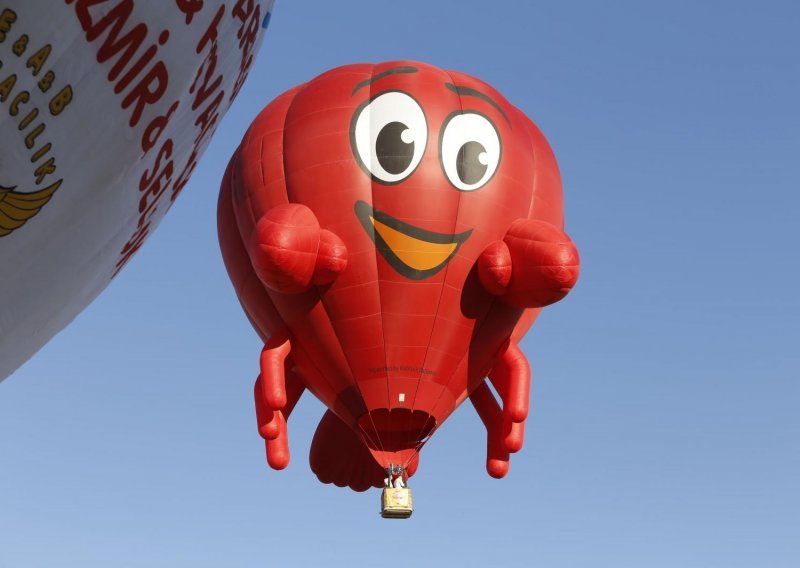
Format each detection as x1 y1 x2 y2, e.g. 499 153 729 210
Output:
219 61 579 488
0 0 273 380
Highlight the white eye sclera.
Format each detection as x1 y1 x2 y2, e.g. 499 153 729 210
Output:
352 91 427 184
440 112 501 191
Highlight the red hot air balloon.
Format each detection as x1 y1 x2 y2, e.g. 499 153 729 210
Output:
218 61 579 491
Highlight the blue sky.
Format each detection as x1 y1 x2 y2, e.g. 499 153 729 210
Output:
1 1 799 566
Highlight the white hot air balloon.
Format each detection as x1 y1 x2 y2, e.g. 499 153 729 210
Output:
0 0 274 380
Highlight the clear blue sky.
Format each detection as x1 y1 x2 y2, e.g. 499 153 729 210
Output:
2 1 798 566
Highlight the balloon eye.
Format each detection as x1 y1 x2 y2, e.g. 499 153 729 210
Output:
352 91 427 184
456 141 488 185
440 112 500 191
376 121 415 175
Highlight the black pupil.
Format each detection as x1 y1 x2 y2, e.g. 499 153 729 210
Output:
376 121 414 175
456 141 487 185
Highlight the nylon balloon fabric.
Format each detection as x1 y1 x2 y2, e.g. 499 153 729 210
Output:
218 61 580 490
0 1 272 381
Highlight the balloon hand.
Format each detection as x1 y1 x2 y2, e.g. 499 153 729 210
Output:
478 219 579 308
249 203 348 293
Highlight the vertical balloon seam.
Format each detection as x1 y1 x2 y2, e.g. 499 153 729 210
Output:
399 65 457 449
224 158 280 338
523 110 542 222
262 291 362 433
258 79 384 459
366 62 391 461
228 209 271 343
280 85 302 213
218 166 319 461
219 159 259 332
234 144 259 245
384 64 440 454
405 67 471 459
317 270 387 452
403 294 503 469
261 89 366 434
232 123 270 277
390 61 450 460
225 186 321 407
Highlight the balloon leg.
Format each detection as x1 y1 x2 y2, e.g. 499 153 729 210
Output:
469 381 510 478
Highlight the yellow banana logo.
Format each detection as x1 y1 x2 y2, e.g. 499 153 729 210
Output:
0 182 60 237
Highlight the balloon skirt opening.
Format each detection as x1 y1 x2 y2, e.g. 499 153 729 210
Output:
357 408 435 467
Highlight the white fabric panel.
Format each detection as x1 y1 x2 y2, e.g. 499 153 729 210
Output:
0 0 274 380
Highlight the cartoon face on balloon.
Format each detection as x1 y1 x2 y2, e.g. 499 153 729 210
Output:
219 61 579 491
341 65 539 282
348 74 505 279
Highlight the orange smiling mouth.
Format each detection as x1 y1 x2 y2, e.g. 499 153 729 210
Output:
355 200 472 279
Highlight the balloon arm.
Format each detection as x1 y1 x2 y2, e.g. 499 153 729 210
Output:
259 330 291 410
255 369 305 471
248 204 348 294
488 340 530 454
254 331 304 471
256 366 305 440
477 219 580 308
491 341 531 423
469 381 510 478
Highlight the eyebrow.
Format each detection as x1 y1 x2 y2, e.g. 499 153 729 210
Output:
445 83 510 125
351 66 419 95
